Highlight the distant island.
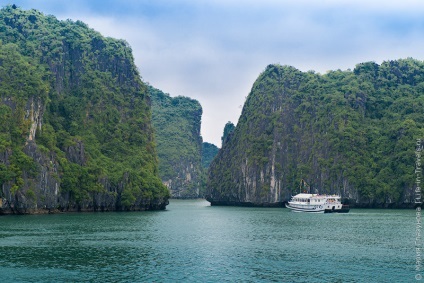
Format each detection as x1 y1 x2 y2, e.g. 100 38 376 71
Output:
150 86 220 199
150 86 204 198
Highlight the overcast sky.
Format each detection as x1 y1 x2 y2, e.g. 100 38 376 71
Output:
8 0 424 146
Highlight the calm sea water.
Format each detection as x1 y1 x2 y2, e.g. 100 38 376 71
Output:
0 199 417 282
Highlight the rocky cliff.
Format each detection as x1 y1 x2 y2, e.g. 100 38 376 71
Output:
202 142 219 169
0 6 169 214
206 60 424 208
150 86 203 198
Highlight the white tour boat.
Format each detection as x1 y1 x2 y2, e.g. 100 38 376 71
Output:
285 193 350 213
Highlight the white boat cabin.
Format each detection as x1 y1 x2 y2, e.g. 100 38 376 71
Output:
286 193 348 213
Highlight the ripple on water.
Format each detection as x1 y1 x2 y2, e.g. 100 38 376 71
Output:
0 200 415 282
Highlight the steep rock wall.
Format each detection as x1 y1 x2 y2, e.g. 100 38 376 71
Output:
206 62 424 208
0 6 169 214
150 86 203 198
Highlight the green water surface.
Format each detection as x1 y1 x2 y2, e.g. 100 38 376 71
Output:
0 199 416 282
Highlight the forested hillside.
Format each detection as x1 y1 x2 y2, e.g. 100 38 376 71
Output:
202 142 219 169
150 86 203 198
206 59 424 208
0 5 169 213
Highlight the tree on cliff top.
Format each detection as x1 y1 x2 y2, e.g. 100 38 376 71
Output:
221 122 235 146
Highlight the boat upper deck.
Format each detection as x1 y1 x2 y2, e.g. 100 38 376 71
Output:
290 193 341 203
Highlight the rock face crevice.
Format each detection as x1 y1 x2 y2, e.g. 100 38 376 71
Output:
26 96 44 142
207 62 424 208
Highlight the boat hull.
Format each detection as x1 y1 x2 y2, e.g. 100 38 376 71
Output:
285 203 325 213
285 203 350 213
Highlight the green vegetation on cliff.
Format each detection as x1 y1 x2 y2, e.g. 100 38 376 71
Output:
149 86 203 198
202 142 219 169
0 6 169 213
207 59 424 207
221 122 235 146
0 43 48 194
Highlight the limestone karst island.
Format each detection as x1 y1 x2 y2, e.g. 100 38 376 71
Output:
0 6 423 215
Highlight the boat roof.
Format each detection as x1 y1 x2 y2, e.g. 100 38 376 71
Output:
294 193 315 198
292 193 340 198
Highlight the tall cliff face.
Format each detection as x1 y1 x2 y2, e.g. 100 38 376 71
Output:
150 86 203 198
206 60 424 208
0 6 169 214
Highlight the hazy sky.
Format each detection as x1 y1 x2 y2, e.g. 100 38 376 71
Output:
8 0 424 146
